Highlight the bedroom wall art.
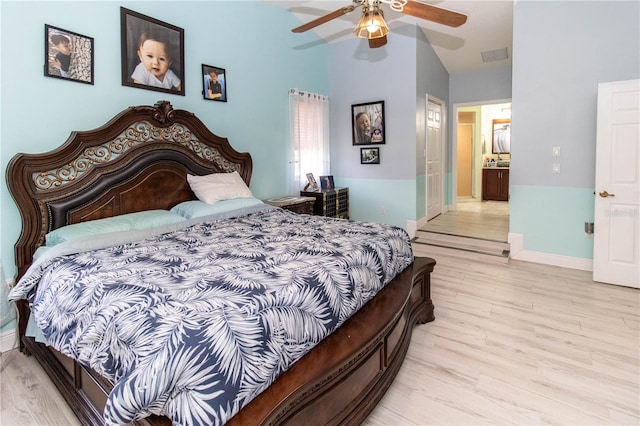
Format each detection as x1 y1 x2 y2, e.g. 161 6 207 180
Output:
44 24 94 85
360 147 380 164
352 100 385 145
120 7 185 95
202 64 227 102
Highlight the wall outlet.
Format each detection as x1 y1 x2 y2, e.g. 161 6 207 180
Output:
552 146 561 157
552 163 561 174
380 206 386 216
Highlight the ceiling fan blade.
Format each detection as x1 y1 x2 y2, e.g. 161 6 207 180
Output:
369 36 387 48
402 0 467 28
292 5 358 33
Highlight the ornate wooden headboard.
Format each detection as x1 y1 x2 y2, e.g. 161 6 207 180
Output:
7 101 252 280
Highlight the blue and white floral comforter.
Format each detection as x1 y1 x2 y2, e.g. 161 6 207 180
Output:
9 207 413 426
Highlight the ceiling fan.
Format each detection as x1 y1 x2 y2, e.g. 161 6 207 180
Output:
292 0 467 48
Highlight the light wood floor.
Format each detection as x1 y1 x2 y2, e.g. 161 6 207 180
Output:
420 199 509 242
1 252 638 426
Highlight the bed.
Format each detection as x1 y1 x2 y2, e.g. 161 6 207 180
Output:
6 101 436 426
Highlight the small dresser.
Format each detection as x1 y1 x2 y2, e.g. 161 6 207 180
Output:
300 187 349 219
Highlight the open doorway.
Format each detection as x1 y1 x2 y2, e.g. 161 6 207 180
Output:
421 100 511 242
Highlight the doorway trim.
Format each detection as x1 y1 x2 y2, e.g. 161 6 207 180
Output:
425 94 446 224
451 98 512 211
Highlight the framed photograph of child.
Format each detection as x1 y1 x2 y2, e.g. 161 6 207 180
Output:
44 24 94 85
360 147 380 164
351 100 385 145
202 64 227 102
120 7 185 96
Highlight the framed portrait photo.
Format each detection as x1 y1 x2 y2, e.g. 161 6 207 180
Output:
352 100 385 145
202 64 227 102
120 7 185 95
360 147 380 164
44 24 94 85
319 175 335 190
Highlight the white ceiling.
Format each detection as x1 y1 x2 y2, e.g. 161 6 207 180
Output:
264 0 513 73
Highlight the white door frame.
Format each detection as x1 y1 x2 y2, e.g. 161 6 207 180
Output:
426 94 446 221
451 98 512 211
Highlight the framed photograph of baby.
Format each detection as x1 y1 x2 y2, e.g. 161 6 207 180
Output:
351 100 385 145
120 7 185 96
44 24 94 85
202 64 227 102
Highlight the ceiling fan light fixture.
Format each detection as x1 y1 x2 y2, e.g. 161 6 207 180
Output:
354 7 389 40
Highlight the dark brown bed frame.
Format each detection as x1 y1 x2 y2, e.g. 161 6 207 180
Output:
6 101 436 426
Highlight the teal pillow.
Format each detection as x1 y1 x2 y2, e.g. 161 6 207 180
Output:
45 210 185 246
170 198 263 219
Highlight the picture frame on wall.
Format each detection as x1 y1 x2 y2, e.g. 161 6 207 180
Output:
202 64 227 102
352 100 385 145
120 7 185 95
44 24 94 85
360 147 380 164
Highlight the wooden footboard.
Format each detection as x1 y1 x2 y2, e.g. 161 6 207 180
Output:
18 257 435 426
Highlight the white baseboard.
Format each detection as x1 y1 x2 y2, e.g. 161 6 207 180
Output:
508 233 593 271
0 328 17 353
406 220 417 239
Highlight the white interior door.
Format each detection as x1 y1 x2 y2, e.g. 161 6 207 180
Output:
426 99 443 221
593 79 640 288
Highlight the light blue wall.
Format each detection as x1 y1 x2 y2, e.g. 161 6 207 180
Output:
0 1 328 331
328 25 449 227
416 27 449 219
510 0 639 258
448 65 513 205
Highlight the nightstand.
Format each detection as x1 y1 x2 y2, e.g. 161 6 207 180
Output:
264 196 316 214
300 187 349 219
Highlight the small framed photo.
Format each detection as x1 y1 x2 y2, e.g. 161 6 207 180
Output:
44 24 94 85
202 64 227 102
352 100 385 145
360 147 380 164
305 173 319 191
320 175 335 190
120 7 185 95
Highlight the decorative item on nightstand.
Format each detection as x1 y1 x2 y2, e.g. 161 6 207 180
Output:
300 187 349 219
264 196 316 214
304 173 319 192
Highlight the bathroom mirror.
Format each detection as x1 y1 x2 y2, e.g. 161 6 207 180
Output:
492 118 511 154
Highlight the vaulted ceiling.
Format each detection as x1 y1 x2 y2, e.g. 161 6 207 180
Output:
265 0 513 73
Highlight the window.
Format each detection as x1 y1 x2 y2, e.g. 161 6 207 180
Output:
288 89 330 194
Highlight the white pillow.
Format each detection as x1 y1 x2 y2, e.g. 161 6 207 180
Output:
187 171 254 205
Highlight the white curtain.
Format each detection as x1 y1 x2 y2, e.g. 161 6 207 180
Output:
288 89 330 195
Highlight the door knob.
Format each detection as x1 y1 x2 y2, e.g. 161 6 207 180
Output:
599 190 615 197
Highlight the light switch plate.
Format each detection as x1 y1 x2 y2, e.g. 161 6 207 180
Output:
552 146 561 157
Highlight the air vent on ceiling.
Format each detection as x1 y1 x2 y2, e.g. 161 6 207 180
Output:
481 48 509 63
